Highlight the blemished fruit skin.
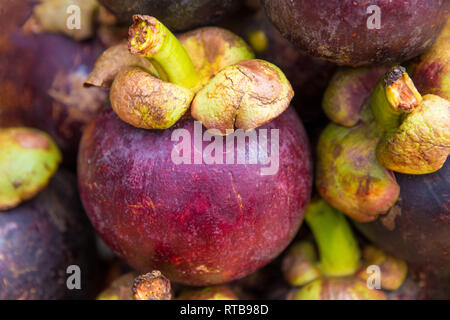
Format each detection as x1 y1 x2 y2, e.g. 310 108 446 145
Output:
0 1 107 167
262 0 449 66
355 160 449 298
0 171 98 300
78 107 312 285
99 0 241 32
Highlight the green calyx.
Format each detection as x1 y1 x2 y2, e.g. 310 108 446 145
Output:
285 199 388 300
129 15 201 90
99 15 292 133
304 199 361 277
317 65 450 222
0 127 61 210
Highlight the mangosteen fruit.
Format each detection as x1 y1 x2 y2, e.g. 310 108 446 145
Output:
262 0 449 66
98 0 241 31
316 63 449 297
0 128 98 299
0 0 108 166
79 16 312 286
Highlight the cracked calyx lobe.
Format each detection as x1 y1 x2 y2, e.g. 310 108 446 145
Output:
373 67 449 175
191 59 293 135
109 15 293 133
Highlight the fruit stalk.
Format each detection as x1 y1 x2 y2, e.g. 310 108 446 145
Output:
128 15 200 89
304 199 361 277
369 66 422 132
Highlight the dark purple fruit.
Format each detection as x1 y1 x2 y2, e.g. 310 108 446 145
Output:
0 171 98 299
262 0 449 66
99 0 242 31
355 160 449 298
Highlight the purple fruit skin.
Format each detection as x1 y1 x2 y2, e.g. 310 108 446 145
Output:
0 171 98 300
99 0 242 31
355 160 449 298
262 0 449 66
78 107 312 286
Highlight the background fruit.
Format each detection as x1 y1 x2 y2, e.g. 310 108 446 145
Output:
262 0 449 66
0 171 98 299
99 0 241 31
0 1 107 167
355 160 449 298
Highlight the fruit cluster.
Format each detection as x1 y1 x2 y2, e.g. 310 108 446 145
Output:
0 0 448 300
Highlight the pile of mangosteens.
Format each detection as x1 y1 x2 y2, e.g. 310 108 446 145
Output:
0 0 448 300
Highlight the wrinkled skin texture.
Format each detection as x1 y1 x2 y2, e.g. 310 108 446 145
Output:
84 42 157 89
262 0 449 66
0 1 107 167
99 0 241 32
110 68 194 129
218 9 336 122
191 59 293 134
133 271 172 300
355 159 450 298
178 27 255 84
376 94 450 175
78 107 312 285
316 118 400 222
0 171 98 299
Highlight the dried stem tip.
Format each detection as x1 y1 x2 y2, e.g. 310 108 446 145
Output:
128 15 200 89
129 16 165 57
132 271 172 300
370 66 422 132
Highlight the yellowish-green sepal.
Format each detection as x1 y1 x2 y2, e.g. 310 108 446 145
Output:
0 128 62 210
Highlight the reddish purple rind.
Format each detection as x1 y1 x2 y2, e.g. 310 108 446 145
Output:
262 0 449 66
78 108 312 286
0 171 98 299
